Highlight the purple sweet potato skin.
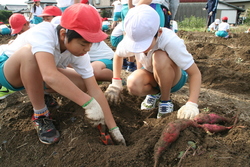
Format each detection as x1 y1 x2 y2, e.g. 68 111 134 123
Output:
198 124 232 133
154 119 196 167
193 113 231 124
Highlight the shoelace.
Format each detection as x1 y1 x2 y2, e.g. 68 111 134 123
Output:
146 96 156 105
159 103 173 113
34 117 55 131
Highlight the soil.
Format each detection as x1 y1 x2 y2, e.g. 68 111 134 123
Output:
0 30 250 167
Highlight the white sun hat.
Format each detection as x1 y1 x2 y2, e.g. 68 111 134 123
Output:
123 4 160 53
215 19 220 24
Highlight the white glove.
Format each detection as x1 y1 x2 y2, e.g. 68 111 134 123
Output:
209 11 213 16
82 97 105 126
177 102 199 120
104 78 123 104
109 127 126 146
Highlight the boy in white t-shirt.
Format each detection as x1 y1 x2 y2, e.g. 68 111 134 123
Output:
0 4 125 146
215 16 230 38
105 5 201 120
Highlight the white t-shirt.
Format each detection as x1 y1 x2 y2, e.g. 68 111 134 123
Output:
171 20 178 32
0 44 8 55
102 21 110 26
121 0 138 5
151 0 164 4
30 6 43 16
218 22 230 31
56 0 74 8
111 22 123 37
89 41 114 61
115 28 194 72
209 22 219 31
112 0 122 12
4 22 94 79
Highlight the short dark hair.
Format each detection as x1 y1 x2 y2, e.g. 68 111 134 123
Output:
56 25 88 43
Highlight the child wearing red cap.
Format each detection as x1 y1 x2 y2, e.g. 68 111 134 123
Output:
0 4 125 145
0 14 31 100
38 6 62 22
9 13 30 35
215 16 230 38
29 0 44 24
105 5 202 120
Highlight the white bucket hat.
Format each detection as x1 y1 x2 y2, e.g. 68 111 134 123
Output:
123 5 160 53
215 19 220 24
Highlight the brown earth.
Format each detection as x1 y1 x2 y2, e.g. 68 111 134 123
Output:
0 30 250 167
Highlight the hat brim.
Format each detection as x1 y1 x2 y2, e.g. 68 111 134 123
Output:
74 28 108 43
38 13 54 17
11 27 22 34
123 34 153 53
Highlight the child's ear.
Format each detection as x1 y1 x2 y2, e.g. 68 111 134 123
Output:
59 28 66 41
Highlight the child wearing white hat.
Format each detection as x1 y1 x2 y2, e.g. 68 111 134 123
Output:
105 4 202 120
208 18 220 32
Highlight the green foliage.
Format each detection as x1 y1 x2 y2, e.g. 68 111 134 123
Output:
0 10 12 23
242 8 250 25
179 16 206 30
100 9 112 18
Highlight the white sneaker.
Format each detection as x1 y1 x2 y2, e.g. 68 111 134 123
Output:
157 101 174 119
141 94 161 110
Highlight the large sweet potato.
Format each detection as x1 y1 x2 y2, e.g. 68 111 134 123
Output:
198 124 232 133
153 119 197 167
193 113 232 124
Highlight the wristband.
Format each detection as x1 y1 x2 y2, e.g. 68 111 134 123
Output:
82 97 94 108
112 78 122 80
109 126 119 131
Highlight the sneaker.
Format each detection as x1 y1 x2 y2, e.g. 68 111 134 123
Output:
0 86 15 100
157 101 174 119
44 94 58 108
126 62 137 72
141 93 161 110
32 115 60 144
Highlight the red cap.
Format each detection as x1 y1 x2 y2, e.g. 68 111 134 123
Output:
9 13 27 34
81 0 89 4
102 17 108 21
61 4 107 43
33 0 40 2
38 6 62 17
222 16 228 21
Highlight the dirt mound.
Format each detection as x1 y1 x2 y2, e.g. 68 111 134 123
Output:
0 31 250 167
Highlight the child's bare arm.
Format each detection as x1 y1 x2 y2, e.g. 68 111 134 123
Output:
185 63 201 103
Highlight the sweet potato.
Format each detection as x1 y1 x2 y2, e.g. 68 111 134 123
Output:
198 123 232 133
193 113 232 124
153 119 197 167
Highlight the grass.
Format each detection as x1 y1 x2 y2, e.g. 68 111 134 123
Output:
178 15 250 33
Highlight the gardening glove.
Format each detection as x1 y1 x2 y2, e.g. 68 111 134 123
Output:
109 127 126 146
209 11 213 16
82 97 105 127
177 102 199 120
104 78 123 104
